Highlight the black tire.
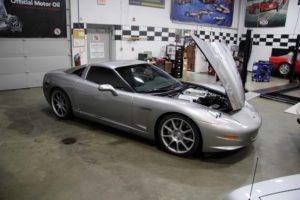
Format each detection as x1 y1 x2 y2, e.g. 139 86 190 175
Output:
50 89 72 119
157 114 201 157
278 62 291 77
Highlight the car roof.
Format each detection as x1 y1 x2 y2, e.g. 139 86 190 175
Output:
89 60 148 69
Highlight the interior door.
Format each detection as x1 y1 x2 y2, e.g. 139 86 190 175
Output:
87 27 111 63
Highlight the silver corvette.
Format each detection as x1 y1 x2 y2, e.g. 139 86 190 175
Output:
43 35 262 156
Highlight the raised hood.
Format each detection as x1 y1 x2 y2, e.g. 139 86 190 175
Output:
191 34 245 110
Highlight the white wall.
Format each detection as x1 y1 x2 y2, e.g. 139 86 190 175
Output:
113 40 169 60
77 0 240 29
238 0 300 70
74 0 241 61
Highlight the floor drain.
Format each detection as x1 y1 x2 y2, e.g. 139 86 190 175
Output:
62 137 77 145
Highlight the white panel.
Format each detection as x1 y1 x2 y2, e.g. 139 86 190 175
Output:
23 39 70 57
25 56 70 73
27 72 46 88
0 57 25 74
80 0 122 25
0 74 27 90
0 39 24 58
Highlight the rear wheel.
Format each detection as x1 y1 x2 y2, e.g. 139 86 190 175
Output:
157 114 201 157
278 63 291 77
51 89 72 119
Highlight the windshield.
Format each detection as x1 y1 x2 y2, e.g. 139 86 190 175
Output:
116 64 181 93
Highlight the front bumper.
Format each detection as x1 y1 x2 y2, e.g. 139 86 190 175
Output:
198 102 262 152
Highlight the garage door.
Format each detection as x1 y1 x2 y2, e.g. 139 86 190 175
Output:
0 38 71 90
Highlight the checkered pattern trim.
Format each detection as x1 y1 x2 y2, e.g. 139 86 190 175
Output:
114 25 238 44
184 29 237 45
240 34 299 47
114 25 176 42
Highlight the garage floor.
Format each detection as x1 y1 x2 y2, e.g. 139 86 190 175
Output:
0 86 299 200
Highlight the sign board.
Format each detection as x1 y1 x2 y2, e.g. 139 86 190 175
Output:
90 43 105 59
97 0 106 5
0 0 67 38
72 29 85 47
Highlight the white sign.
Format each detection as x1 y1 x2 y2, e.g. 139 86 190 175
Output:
90 43 105 59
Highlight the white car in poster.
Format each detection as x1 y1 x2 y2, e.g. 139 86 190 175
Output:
224 174 300 200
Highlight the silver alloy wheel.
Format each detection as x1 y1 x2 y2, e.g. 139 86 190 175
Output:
160 118 195 154
279 63 290 75
51 90 68 118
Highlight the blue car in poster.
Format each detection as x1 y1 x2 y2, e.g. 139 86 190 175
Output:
171 0 234 27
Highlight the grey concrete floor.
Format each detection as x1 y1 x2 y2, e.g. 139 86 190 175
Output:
0 88 299 200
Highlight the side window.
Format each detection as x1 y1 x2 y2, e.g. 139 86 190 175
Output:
86 67 129 91
72 67 86 77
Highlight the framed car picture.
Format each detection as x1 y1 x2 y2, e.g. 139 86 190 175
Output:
170 0 234 27
245 0 290 27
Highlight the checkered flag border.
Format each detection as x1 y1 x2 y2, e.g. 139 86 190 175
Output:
114 25 238 45
240 33 298 47
114 25 176 42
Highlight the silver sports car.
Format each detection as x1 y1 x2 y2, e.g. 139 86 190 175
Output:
43 35 261 156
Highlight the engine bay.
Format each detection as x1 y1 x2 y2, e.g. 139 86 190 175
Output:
177 88 229 111
157 83 231 112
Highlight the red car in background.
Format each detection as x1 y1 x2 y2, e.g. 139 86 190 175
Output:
269 52 300 77
247 0 287 14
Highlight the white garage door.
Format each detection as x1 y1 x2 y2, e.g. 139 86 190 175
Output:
0 38 71 90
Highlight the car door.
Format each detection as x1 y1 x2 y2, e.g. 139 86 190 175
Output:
75 66 133 127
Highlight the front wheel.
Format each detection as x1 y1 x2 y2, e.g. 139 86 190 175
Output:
51 89 72 119
278 63 291 77
157 114 201 157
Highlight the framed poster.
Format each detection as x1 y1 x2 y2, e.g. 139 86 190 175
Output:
0 0 66 38
245 0 289 27
129 0 165 8
170 0 234 27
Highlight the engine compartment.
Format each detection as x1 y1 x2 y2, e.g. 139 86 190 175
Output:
157 83 231 112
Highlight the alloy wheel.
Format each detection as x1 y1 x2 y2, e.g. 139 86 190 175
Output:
279 63 290 75
51 90 69 118
160 118 195 154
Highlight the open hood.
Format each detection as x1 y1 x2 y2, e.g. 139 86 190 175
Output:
191 34 245 110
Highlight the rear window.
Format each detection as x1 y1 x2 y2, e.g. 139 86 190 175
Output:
66 66 86 77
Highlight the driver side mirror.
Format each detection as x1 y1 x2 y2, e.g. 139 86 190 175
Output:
98 84 118 96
